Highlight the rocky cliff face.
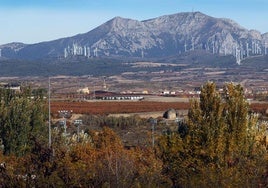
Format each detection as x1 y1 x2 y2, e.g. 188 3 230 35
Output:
0 12 267 63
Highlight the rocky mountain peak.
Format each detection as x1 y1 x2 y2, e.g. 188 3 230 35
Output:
0 11 267 63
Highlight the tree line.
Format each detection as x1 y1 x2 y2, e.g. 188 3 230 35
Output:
0 82 267 187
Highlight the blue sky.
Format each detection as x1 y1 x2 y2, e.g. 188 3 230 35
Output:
0 0 267 44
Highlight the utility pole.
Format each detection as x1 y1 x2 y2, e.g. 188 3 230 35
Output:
48 77 51 148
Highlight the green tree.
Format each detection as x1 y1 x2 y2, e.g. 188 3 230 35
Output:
0 88 48 156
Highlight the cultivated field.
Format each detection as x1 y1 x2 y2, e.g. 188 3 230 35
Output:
51 100 268 117
51 101 190 115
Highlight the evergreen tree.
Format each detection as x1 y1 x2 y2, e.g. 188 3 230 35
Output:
0 88 47 156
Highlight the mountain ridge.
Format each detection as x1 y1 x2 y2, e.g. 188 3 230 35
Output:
0 11 267 63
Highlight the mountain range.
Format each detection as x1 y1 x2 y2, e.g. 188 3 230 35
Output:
0 11 268 65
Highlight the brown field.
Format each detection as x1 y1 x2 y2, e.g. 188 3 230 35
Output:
51 101 190 115
51 100 268 115
250 103 268 114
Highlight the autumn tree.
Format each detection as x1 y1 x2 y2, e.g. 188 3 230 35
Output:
87 127 168 187
188 82 226 164
158 82 267 187
223 83 255 160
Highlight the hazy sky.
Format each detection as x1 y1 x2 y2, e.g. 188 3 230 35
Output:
0 0 267 45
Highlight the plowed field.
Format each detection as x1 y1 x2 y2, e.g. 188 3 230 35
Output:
51 101 190 115
51 101 268 115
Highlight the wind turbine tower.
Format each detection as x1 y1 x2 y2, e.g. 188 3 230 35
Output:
205 42 210 51
94 47 98 57
235 46 241 65
246 42 249 57
255 42 258 54
64 48 68 58
87 47 91 58
252 41 255 54
264 41 267 55
84 46 87 57
265 42 267 55
191 37 195 51
184 41 187 52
